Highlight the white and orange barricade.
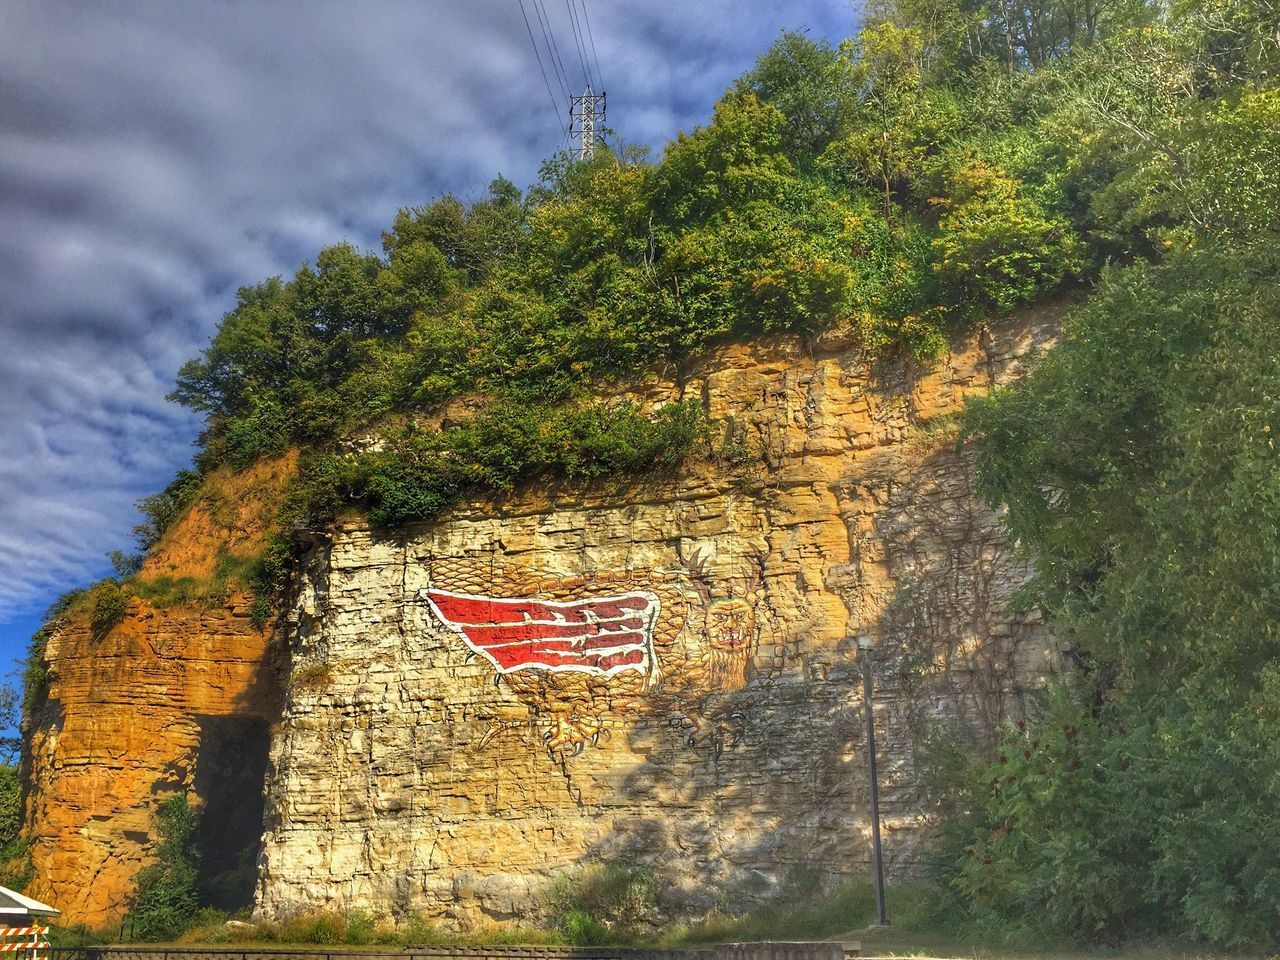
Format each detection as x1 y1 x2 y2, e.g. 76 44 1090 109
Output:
0 925 49 960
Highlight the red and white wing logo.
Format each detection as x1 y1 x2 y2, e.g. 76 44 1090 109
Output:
424 588 661 678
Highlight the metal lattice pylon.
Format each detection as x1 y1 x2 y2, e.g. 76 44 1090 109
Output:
569 87 606 160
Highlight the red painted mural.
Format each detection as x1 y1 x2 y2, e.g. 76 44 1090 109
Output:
424 589 661 678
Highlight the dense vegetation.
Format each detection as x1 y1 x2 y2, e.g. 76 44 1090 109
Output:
126 793 201 941
15 0 1280 948
159 15 1087 533
924 0 1280 947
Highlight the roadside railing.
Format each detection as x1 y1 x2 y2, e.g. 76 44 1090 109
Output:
44 940 859 960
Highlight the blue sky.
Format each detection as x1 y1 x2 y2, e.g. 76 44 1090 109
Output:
0 0 857 679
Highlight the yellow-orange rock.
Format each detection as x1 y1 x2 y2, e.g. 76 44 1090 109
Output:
255 309 1064 928
24 456 294 929
26 307 1064 931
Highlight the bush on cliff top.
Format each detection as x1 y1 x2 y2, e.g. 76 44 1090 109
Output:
152 21 1083 541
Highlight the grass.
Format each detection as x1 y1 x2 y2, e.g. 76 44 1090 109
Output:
71 882 1279 959
131 548 261 609
172 909 563 948
656 882 1268 960
287 662 334 692
658 881 934 947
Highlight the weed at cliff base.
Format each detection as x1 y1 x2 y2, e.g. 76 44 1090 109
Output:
658 879 943 946
547 861 659 945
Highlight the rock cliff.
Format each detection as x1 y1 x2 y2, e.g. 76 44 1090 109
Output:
24 456 294 929
256 308 1061 927
24 307 1062 930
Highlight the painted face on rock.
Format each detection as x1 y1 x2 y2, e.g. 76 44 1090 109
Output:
705 596 754 651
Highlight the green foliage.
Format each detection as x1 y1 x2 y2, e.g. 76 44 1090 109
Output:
930 159 1081 311
128 792 201 941
663 878 942 946
245 535 294 629
288 661 333 692
298 400 713 530
0 682 32 894
108 550 144 578
87 578 131 642
0 765 32 893
734 33 854 165
549 862 658 944
952 243 1280 946
20 631 48 721
134 469 203 552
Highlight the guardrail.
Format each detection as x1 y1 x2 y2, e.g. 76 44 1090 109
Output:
44 940 860 960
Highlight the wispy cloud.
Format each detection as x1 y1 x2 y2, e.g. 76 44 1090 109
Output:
0 0 855 627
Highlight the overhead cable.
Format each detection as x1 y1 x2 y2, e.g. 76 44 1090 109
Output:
517 0 564 128
577 0 604 92
563 0 593 89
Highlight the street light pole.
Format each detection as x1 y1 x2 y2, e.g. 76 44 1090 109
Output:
858 635 889 927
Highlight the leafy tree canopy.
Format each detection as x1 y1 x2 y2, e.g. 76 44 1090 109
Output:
36 0 1280 945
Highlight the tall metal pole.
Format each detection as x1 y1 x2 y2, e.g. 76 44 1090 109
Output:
859 636 889 926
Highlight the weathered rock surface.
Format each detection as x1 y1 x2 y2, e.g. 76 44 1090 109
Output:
23 456 295 929
25 594 281 929
255 308 1063 928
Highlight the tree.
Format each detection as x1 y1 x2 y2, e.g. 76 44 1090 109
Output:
952 245 1280 945
0 681 32 891
128 793 201 941
733 32 854 165
930 159 1081 310
824 23 928 223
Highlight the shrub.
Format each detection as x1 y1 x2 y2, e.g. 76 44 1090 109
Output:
930 161 1080 312
127 792 201 941
296 400 712 531
289 662 333 692
88 579 131 642
134 469 203 552
949 245 1280 947
549 862 659 944
21 631 49 719
108 550 144 578
0 765 31 892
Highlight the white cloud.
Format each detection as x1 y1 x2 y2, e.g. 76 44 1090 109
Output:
0 0 855 625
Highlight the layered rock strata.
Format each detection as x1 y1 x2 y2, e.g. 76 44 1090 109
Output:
23 455 295 929
255 308 1062 928
25 594 281 929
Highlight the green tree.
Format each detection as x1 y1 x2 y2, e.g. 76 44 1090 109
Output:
952 244 1280 945
824 23 928 222
733 32 854 165
0 681 32 893
127 792 201 941
930 158 1081 310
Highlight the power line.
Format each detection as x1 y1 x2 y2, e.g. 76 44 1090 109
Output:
516 0 564 128
531 0 573 102
563 0 592 90
577 0 604 93
528 0 567 101
514 0 607 154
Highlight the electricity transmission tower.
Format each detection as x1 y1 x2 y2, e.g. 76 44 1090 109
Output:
569 87 606 160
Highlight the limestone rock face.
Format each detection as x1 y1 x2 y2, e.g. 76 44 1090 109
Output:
23 454 295 929
25 594 281 929
255 308 1062 929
